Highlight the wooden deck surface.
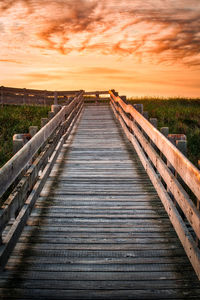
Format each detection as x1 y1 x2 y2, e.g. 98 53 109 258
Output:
0 104 200 299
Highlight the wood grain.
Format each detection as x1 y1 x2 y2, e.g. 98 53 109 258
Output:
0 104 200 299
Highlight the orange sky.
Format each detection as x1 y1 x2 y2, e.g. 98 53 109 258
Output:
0 0 200 97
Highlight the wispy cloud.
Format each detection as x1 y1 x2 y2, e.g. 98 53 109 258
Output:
0 0 200 65
0 59 22 64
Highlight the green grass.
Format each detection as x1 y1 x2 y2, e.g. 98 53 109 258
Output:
127 98 200 168
0 105 50 168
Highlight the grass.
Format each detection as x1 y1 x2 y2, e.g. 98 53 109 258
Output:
0 105 50 168
127 97 200 168
0 99 200 169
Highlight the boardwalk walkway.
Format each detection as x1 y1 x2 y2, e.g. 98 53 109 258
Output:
0 104 200 299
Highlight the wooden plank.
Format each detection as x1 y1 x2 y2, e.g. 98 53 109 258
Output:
1 287 200 299
0 279 198 290
1 104 200 297
84 91 109 95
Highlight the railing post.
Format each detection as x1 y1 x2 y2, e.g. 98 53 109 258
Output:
29 126 38 137
23 88 27 105
1 86 3 106
43 91 47 106
95 93 99 105
160 127 169 137
13 134 24 154
176 140 187 157
149 118 158 129
143 111 148 120
41 118 48 127
54 91 58 105
121 96 127 103
13 134 31 154
133 104 143 115
51 104 61 114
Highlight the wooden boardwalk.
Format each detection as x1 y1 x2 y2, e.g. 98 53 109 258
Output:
0 104 200 299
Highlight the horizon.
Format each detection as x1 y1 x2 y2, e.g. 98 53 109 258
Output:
0 0 200 98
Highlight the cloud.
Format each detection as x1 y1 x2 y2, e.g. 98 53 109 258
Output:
0 0 200 65
0 59 22 64
24 72 63 81
79 67 124 75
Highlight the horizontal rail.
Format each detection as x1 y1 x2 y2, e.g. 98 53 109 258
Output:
110 91 200 280
109 91 200 200
1 86 81 97
84 91 109 95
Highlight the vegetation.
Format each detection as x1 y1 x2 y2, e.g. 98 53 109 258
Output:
0 99 199 170
128 98 200 168
0 105 49 168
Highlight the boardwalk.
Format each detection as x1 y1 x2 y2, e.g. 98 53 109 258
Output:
0 104 200 299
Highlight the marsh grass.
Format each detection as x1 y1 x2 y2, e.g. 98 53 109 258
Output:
128 98 200 168
0 105 49 168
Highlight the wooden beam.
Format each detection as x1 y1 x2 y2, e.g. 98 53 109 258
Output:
109 91 200 201
84 91 109 96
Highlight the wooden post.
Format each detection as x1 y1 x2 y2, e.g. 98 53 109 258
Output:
23 88 27 105
13 134 25 154
41 118 48 128
143 111 148 120
133 104 143 114
121 96 127 103
95 93 99 105
48 111 55 119
43 91 47 106
149 118 158 128
176 140 187 156
160 127 169 137
0 86 3 106
54 91 58 105
51 104 61 114
29 126 38 137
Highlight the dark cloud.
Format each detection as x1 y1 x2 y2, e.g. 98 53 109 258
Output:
1 0 200 65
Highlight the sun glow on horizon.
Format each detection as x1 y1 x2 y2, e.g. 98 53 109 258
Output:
0 0 200 97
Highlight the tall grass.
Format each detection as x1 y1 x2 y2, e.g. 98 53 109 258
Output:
0 105 49 167
128 98 200 168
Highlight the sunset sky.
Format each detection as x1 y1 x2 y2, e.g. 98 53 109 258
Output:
0 0 200 97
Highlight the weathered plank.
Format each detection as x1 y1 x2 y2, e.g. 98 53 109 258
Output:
0 104 200 299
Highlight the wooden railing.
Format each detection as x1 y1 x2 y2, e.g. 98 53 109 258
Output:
0 86 110 105
0 86 82 105
0 91 84 268
109 90 200 279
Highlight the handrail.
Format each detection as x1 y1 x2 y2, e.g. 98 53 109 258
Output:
0 92 83 198
109 91 200 200
109 90 200 280
0 86 81 96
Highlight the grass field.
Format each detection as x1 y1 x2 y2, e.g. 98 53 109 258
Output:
128 98 200 168
0 105 49 168
0 100 200 169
